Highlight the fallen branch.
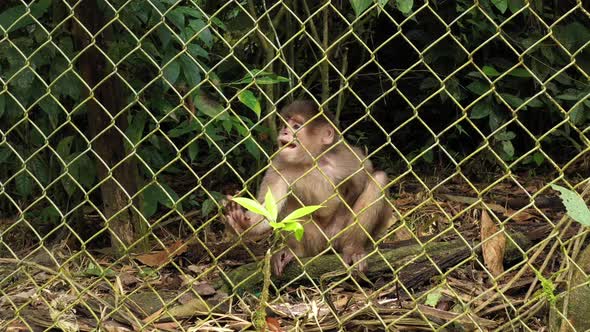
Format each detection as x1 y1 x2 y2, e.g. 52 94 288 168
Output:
220 228 550 293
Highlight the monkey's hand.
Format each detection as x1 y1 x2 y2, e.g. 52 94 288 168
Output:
343 247 368 274
271 248 295 276
224 195 252 234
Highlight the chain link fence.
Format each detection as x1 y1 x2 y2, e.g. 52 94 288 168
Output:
1 0 589 330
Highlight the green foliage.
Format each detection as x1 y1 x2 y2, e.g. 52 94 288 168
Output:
551 185 590 227
425 290 443 307
238 90 261 119
232 188 323 241
537 272 557 305
0 0 588 233
350 0 373 16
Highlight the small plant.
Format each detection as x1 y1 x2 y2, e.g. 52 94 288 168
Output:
231 188 322 330
232 188 323 243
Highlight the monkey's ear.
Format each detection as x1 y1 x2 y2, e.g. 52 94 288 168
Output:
321 126 335 145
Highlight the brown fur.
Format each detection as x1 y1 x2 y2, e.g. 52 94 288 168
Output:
225 100 392 275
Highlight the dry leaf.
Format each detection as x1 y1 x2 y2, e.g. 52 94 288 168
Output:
152 322 181 331
135 241 188 267
194 282 216 296
266 317 283 332
119 271 139 287
480 210 506 277
507 209 536 222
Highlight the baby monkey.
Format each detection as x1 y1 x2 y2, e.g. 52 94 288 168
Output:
225 100 392 276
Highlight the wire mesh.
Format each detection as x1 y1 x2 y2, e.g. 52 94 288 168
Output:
0 0 589 330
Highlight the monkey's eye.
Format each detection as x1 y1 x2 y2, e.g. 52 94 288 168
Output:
292 123 301 130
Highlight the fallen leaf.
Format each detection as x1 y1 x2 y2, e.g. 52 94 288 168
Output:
194 282 216 296
102 320 133 332
266 317 283 332
332 294 350 310
480 210 506 277
119 271 139 287
152 322 181 331
135 241 188 267
507 209 536 222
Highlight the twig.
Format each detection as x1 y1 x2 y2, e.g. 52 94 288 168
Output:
335 47 349 126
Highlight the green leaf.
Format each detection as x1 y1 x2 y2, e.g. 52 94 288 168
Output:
379 0 390 6
489 109 503 131
551 184 590 227
0 148 12 163
491 0 508 13
508 67 531 77
533 152 544 166
234 70 290 85
500 93 525 108
142 184 161 218
482 65 501 77
232 197 272 221
495 131 516 141
28 157 48 185
168 121 202 138
268 221 284 229
422 149 434 163
238 90 261 118
176 6 203 19
211 17 227 30
282 205 323 224
156 26 172 49
508 0 524 13
264 188 278 222
39 97 60 129
167 8 185 30
282 220 305 241
15 173 33 198
0 0 51 32
141 182 181 217
222 119 233 134
501 140 514 158
56 136 75 159
163 60 181 85
84 263 117 278
201 197 215 217
466 81 490 95
244 138 261 161
71 154 96 189
189 20 213 48
396 0 413 14
193 94 227 119
556 94 579 101
349 0 373 16
180 54 202 88
470 102 490 119
159 182 180 209
425 290 442 307
188 43 209 59
570 104 585 125
188 141 199 161
0 94 5 119
125 111 147 145
525 98 543 108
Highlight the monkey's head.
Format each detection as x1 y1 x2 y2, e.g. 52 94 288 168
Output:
276 100 337 165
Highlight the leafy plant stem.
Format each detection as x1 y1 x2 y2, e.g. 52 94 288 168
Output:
252 248 272 331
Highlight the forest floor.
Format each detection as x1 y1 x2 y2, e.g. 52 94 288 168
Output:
0 174 577 331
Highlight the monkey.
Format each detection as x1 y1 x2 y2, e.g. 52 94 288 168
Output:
225 100 392 276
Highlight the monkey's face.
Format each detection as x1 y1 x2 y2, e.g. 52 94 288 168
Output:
276 115 333 165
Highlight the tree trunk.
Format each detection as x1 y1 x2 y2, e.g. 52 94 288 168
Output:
73 0 146 254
